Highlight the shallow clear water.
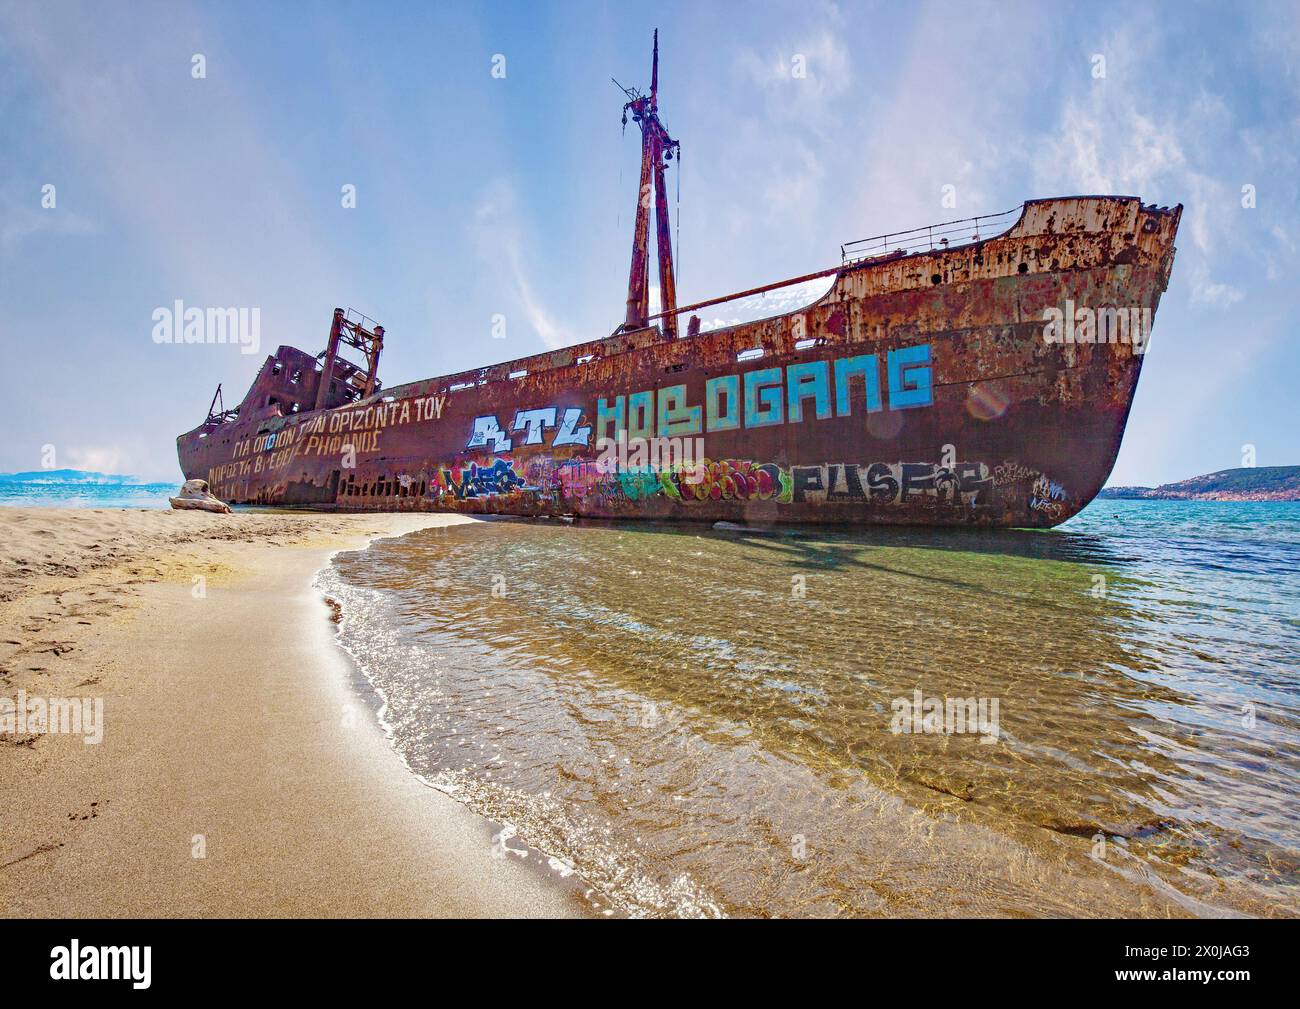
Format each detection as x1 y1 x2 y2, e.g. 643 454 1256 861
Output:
320 500 1300 918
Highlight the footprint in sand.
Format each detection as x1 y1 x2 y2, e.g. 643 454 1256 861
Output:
0 841 65 871
31 642 76 656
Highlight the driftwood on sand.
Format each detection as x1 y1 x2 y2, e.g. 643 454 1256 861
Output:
169 479 232 514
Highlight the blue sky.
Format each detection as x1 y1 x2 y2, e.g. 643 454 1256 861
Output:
0 0 1296 484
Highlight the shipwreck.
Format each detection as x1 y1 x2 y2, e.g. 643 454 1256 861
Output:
178 33 1182 527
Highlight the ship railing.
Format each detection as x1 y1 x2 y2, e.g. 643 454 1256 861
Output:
635 204 1025 330
203 407 239 428
344 307 381 334
431 205 1028 396
840 205 1022 265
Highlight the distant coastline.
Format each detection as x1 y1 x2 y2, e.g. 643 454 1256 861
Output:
1101 465 1300 502
0 470 173 509
0 468 158 486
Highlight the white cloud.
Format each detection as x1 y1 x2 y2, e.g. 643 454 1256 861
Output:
1042 99 1187 198
1189 274 1245 307
1031 26 1260 318
470 179 577 350
734 25 851 126
64 445 126 475
0 199 98 249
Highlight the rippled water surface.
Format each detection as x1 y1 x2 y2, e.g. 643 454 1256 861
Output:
320 501 1300 917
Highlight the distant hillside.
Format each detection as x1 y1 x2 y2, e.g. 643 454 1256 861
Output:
0 469 151 486
1100 466 1300 501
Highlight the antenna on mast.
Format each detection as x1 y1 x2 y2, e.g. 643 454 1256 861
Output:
650 28 659 108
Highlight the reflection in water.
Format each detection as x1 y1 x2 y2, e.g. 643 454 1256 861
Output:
320 502 1300 917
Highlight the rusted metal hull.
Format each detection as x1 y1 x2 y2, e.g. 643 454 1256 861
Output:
177 197 1181 528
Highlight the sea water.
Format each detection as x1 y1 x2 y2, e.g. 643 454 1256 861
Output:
320 500 1300 917
0 481 174 509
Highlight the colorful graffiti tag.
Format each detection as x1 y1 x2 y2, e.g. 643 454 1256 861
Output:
594 345 934 443
439 458 535 500
461 344 934 455
428 453 1022 512
790 462 994 507
669 459 792 504
466 406 591 453
617 469 665 501
1029 474 1067 516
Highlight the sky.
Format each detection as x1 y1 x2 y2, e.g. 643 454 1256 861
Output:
0 0 1296 485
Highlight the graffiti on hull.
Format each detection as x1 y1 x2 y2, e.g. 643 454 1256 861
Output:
417 451 1066 518
790 462 994 507
461 344 935 456
438 458 536 501
1028 474 1067 518
669 459 792 504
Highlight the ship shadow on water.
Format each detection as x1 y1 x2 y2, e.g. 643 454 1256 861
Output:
532 516 1146 617
521 513 1138 565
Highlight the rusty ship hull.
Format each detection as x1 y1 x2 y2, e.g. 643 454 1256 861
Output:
177 196 1181 529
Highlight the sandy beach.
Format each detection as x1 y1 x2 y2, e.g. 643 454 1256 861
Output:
0 508 591 918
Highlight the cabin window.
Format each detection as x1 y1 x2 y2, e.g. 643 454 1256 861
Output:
290 369 301 384
736 348 764 362
272 362 282 375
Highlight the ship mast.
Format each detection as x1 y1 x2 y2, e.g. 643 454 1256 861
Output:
619 29 680 335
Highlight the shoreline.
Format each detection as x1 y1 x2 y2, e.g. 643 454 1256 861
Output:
0 508 592 917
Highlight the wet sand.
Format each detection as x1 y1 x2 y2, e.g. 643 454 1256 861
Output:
0 508 590 917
